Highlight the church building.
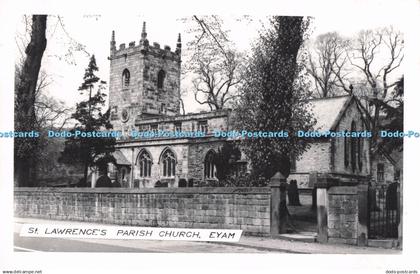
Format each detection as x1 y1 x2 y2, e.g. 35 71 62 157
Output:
96 22 398 189
102 23 231 188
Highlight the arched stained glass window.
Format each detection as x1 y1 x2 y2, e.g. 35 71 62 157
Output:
358 125 363 171
204 150 216 179
344 130 349 168
351 121 357 172
161 149 176 177
138 150 152 178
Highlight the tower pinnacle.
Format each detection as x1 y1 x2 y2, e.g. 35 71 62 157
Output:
141 22 147 40
110 30 116 54
176 33 182 55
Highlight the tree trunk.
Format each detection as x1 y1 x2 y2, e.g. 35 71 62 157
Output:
14 15 47 187
83 161 89 187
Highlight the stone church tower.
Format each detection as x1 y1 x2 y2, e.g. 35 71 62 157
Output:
108 22 182 134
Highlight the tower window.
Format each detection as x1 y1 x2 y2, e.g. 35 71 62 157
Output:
139 124 149 132
160 103 166 114
150 124 158 134
157 69 165 89
174 122 182 132
122 69 130 87
198 120 208 134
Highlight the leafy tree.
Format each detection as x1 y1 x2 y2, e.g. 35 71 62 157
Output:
234 16 315 181
59 55 115 185
214 142 241 181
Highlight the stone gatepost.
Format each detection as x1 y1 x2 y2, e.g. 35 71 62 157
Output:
309 172 318 210
270 171 287 235
315 174 369 246
357 184 369 246
91 168 98 188
398 182 403 248
314 175 333 243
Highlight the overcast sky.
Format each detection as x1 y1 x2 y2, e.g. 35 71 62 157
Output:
15 13 406 113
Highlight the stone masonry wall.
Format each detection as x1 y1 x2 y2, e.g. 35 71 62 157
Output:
109 42 181 134
14 187 271 235
188 140 226 181
290 142 331 188
295 141 331 174
327 186 359 245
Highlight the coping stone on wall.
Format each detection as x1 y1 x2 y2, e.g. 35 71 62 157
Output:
14 187 271 195
328 186 358 195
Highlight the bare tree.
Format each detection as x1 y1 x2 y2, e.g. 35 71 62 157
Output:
184 16 244 110
35 94 72 131
15 65 72 130
307 32 351 97
15 15 89 66
347 27 403 142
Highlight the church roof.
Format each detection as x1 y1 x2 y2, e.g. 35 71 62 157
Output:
112 150 131 166
309 95 353 131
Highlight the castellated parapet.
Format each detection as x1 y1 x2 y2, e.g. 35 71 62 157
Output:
108 22 182 136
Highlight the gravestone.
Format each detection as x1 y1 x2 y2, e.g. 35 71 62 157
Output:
386 182 399 211
288 180 301 206
95 175 113 187
178 178 187 187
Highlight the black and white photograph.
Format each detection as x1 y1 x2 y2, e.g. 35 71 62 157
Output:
1 0 419 273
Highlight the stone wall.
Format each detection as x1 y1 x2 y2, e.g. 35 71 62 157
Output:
295 142 331 174
326 186 359 245
187 140 226 180
291 142 331 188
14 187 271 235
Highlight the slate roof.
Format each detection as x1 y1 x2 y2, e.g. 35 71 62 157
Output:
113 150 131 166
309 95 353 131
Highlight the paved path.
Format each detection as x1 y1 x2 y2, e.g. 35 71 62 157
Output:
218 235 400 254
14 217 400 254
